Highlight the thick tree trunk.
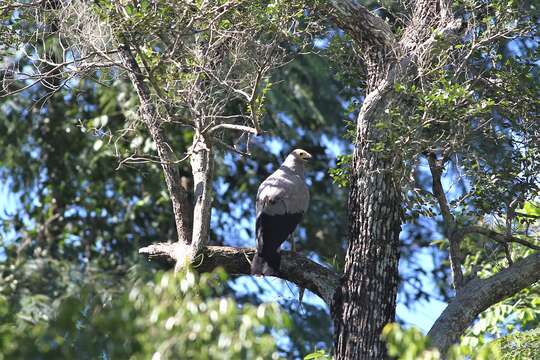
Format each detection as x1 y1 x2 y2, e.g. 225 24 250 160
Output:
333 90 403 359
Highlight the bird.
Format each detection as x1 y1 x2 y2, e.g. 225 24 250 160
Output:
251 149 311 276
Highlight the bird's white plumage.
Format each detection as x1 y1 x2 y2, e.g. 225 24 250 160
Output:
256 152 310 217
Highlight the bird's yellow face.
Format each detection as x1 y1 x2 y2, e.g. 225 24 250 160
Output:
293 149 312 161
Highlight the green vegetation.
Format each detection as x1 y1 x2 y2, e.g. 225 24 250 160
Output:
1 0 538 358
0 268 286 359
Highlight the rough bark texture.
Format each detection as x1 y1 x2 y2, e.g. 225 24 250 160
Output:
400 0 453 48
325 3 403 359
328 2 461 357
333 92 403 360
140 243 340 305
330 0 395 49
428 252 540 353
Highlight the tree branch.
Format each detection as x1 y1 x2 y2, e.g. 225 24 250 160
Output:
206 123 260 135
328 0 395 55
187 137 215 265
139 243 340 306
427 153 464 290
458 226 540 251
400 0 455 47
117 43 193 244
428 252 540 353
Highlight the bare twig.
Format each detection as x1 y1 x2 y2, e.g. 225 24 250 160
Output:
206 123 260 135
115 152 192 170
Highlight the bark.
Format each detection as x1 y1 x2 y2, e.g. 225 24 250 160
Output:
328 2 463 357
140 243 340 305
329 0 395 50
333 91 403 360
182 135 214 266
428 252 540 353
326 4 404 358
328 1 395 89
400 0 453 48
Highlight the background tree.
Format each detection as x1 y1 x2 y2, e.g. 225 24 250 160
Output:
1 0 539 359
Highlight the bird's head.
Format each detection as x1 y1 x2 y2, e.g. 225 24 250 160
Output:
291 148 312 161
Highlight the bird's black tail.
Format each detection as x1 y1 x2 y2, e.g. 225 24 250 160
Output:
251 251 281 276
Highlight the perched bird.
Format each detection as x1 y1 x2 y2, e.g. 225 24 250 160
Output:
251 149 311 276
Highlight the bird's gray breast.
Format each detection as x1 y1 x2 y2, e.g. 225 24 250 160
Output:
256 169 309 216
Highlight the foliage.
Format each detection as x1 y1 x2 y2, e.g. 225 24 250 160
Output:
0 267 286 360
329 154 352 188
0 0 539 358
495 328 540 360
383 323 501 360
383 323 540 360
0 2 349 357
303 349 332 360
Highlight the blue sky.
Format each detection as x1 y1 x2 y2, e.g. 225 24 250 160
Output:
0 180 18 260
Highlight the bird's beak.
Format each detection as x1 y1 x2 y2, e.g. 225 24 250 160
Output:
304 152 312 161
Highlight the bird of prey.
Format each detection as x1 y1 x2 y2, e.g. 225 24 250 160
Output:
251 149 311 276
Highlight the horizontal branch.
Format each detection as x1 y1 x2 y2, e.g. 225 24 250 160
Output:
206 123 260 135
459 226 540 251
139 243 340 306
428 252 540 353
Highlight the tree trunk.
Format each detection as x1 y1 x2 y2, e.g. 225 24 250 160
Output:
333 90 403 359
189 136 215 256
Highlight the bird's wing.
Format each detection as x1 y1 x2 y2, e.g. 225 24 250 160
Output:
256 175 289 217
256 169 309 216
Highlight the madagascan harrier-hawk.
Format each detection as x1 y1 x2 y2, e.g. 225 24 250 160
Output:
251 149 311 276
